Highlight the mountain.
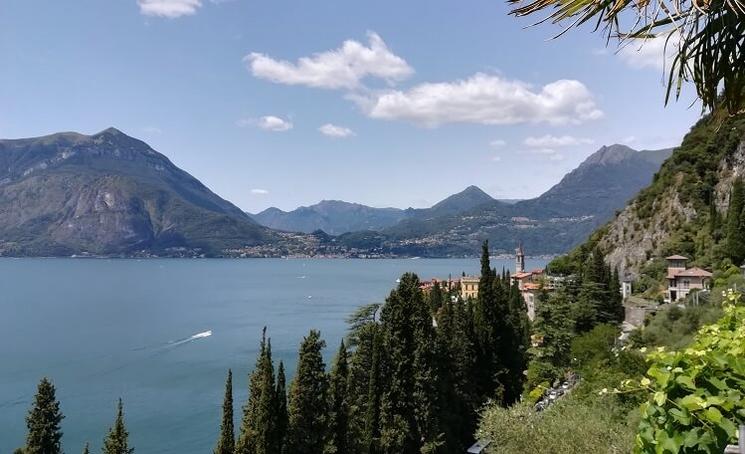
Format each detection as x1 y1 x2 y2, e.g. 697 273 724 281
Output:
337 144 674 257
249 200 408 235
575 111 745 277
415 185 495 218
249 185 495 235
0 128 284 256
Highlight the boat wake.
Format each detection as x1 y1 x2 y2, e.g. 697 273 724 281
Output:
167 330 212 347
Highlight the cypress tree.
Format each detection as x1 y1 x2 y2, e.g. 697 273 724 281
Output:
82 442 90 454
214 369 234 454
727 178 745 264
102 399 133 454
472 241 500 401
275 361 288 453
236 328 278 454
24 377 64 454
326 340 350 454
378 273 444 453
344 305 381 453
287 330 329 454
362 328 382 454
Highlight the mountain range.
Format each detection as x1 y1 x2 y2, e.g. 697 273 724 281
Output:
0 128 285 256
0 128 672 257
252 144 673 256
248 185 495 235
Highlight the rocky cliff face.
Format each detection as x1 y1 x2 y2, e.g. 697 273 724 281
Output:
0 128 276 256
592 113 745 277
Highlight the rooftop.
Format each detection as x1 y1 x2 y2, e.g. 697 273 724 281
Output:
673 267 713 278
666 255 689 261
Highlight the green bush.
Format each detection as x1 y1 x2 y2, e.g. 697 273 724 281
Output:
624 290 745 453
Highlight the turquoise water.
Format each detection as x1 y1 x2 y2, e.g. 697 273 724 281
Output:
0 257 546 453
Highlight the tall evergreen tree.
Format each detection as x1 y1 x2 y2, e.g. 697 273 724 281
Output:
24 377 64 454
344 305 381 453
102 399 133 454
287 330 329 454
236 328 278 454
727 178 745 264
326 340 350 454
472 241 500 401
275 361 288 453
214 369 234 454
362 328 382 454
378 273 444 453
82 442 90 454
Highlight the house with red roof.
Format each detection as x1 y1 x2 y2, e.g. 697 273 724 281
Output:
664 255 712 303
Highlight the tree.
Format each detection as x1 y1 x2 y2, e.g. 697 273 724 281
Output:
275 361 288 453
24 377 64 454
326 340 350 454
236 328 278 454
508 0 745 114
529 291 575 380
214 369 235 454
82 442 90 454
378 273 444 453
726 178 745 265
102 399 133 454
287 330 329 454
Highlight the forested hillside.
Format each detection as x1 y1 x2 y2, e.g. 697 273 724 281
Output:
563 112 745 280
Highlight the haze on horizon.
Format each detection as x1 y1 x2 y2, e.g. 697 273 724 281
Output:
0 0 700 212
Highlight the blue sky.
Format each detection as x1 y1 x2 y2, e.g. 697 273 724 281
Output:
0 0 701 212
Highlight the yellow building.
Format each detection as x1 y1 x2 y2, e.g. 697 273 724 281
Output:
460 276 480 299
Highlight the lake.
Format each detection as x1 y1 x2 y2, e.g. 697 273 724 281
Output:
0 257 547 453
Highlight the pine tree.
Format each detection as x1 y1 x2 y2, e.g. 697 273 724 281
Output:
236 328 278 454
326 340 350 454
214 369 234 454
24 377 64 454
287 330 329 454
472 241 500 401
275 361 288 453
727 178 745 264
102 399 133 454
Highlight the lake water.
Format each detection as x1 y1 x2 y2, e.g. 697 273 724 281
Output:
0 257 546 453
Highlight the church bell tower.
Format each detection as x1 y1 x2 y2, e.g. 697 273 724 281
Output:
515 242 525 273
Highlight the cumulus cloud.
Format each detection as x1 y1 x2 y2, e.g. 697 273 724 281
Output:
523 134 593 148
244 32 413 90
489 139 507 148
251 188 269 195
256 116 293 132
319 123 355 138
138 0 202 18
618 33 679 70
360 73 603 127
236 115 293 132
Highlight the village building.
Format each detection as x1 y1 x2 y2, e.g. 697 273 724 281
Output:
664 255 712 303
460 276 480 299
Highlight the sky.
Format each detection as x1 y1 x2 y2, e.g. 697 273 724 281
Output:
0 0 702 212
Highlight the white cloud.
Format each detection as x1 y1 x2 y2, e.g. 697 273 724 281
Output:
251 188 269 195
489 139 507 148
549 154 566 161
138 0 202 18
360 73 603 127
491 156 502 162
618 33 679 70
319 123 355 138
529 147 558 155
523 134 593 148
236 115 293 132
257 116 293 132
245 32 413 90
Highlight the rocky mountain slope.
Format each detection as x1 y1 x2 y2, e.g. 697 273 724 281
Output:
580 112 745 277
0 128 284 256
336 145 673 256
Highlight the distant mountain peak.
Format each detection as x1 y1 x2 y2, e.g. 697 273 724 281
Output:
430 185 494 214
581 144 638 167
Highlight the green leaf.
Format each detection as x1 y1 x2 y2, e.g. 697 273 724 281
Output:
703 407 722 424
